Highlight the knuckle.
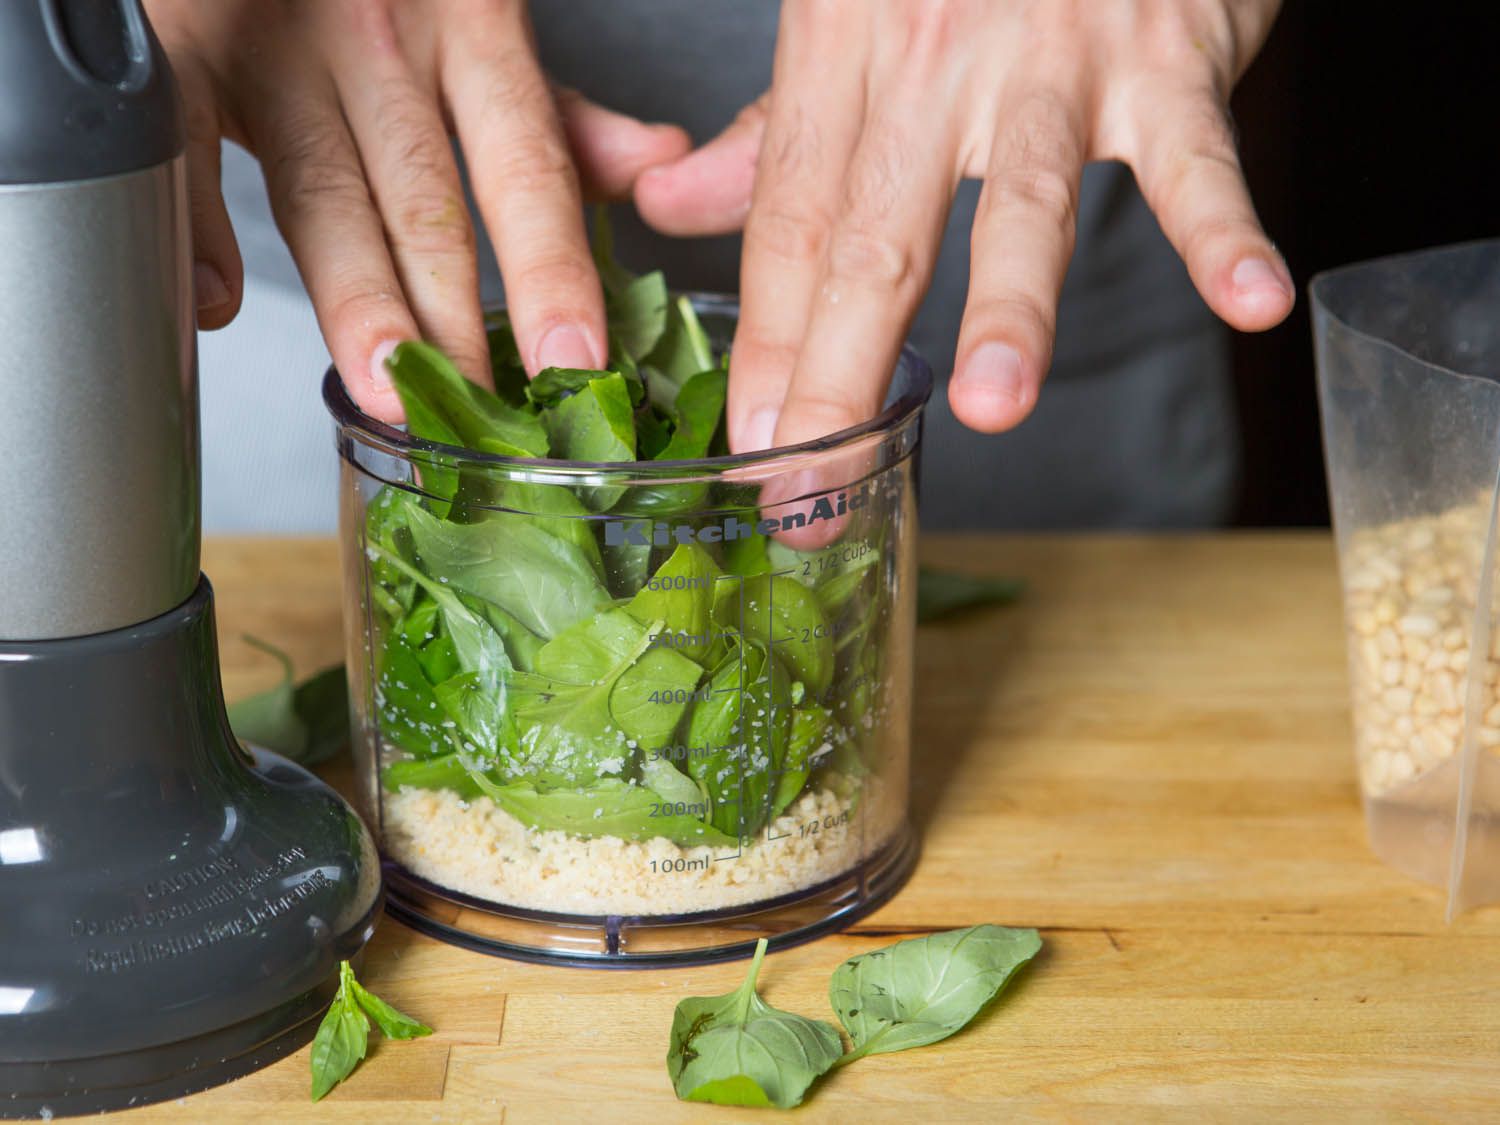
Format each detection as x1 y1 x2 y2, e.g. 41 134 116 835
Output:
324 285 405 339
507 251 596 304
731 327 800 379
265 113 367 218
827 225 914 291
969 292 1054 349
747 203 830 266
389 194 476 258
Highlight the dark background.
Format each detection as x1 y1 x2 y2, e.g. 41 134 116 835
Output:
1228 1 1500 526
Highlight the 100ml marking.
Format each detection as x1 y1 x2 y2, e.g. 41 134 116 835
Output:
649 856 710 874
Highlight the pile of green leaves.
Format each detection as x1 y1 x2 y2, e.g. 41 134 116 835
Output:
311 961 431 1101
668 925 1042 1108
361 216 887 844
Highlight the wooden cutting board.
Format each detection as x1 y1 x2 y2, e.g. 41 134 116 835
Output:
108 534 1500 1122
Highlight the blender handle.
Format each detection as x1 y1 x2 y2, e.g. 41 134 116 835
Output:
0 0 197 639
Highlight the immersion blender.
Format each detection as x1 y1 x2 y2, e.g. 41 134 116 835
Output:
0 1 380 1115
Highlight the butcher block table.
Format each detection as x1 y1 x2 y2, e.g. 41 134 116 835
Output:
113 534 1500 1122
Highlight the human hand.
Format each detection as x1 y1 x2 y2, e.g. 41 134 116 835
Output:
147 0 689 420
634 0 1289 452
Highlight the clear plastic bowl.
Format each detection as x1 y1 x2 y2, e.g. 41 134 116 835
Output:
323 296 932 964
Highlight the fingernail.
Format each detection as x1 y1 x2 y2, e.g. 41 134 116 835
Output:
957 342 1026 405
535 323 598 371
193 261 230 310
370 339 400 391
1232 257 1292 299
742 405 779 452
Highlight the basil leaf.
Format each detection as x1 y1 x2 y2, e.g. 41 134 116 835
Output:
640 755 708 809
386 339 548 457
310 963 369 1102
916 569 1024 623
643 296 716 401
668 938 842 1109
655 368 726 461
226 636 349 767
610 271 669 361
401 499 610 640
722 533 770 578
375 630 457 760
542 372 638 509
528 366 605 408
623 543 721 664
483 309 530 407
433 668 513 764
481 478 605 583
590 204 636 297
772 704 833 819
482 779 735 846
829 925 1043 1062
717 573 834 696
538 608 702 742
685 641 793 837
603 537 655 600
382 752 483 798
348 978 433 1041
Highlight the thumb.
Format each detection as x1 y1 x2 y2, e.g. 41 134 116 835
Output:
553 85 693 200
176 53 243 331
633 94 768 236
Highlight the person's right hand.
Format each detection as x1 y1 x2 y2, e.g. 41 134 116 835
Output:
146 0 690 421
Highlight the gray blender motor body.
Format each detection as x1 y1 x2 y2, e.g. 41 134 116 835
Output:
0 2 380 1115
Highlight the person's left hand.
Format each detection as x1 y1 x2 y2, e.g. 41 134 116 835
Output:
633 0 1290 453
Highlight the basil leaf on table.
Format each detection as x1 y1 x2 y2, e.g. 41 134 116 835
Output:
226 636 349 767
311 961 430 1102
916 568 1024 623
829 925 1043 1063
310 962 369 1102
667 938 843 1109
348 976 433 1041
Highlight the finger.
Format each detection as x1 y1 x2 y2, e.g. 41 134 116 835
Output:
1131 84 1292 333
768 107 954 451
554 86 692 200
442 11 606 374
327 18 491 385
729 12 871 454
950 88 1085 434
633 95 767 235
248 76 415 422
175 52 242 330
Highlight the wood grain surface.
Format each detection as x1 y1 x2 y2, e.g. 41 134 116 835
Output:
107 534 1500 1123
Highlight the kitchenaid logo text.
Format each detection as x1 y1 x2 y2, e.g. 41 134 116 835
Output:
604 485 871 548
